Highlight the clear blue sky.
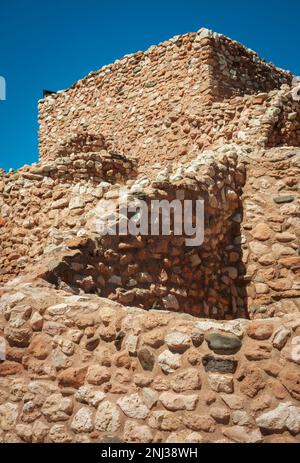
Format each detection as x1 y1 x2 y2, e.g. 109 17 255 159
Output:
0 0 299 171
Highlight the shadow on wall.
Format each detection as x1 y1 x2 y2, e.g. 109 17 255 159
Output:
40 188 249 320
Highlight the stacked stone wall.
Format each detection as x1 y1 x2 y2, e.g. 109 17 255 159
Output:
0 281 299 443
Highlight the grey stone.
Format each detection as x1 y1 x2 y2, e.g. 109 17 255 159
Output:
205 332 242 354
273 196 294 204
202 355 238 374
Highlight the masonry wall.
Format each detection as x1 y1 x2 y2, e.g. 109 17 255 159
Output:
241 148 300 318
0 281 300 443
0 149 136 284
38 29 292 168
1 143 299 320
207 31 292 100
0 148 248 320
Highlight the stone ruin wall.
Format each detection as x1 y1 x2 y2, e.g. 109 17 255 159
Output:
241 148 300 317
0 282 300 443
0 149 136 282
38 28 298 170
0 29 300 444
0 148 247 320
1 144 299 320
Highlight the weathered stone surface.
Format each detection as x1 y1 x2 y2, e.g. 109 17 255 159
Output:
42 394 73 422
208 373 234 394
205 333 242 354
256 402 300 434
95 401 121 432
272 326 291 350
288 337 300 364
222 426 262 443
28 334 51 359
125 335 138 354
137 348 155 371
165 332 191 352
159 392 198 411
195 320 244 337
273 196 295 204
210 407 231 424
268 378 288 400
251 224 272 241
4 321 32 347
123 421 153 443
158 350 181 374
0 28 299 446
85 336 100 351
166 430 203 443
183 413 215 432
58 367 87 389
202 355 238 373
239 366 265 398
247 322 273 340
86 365 111 385
71 407 94 433
245 343 272 361
32 421 50 443
279 369 300 401
75 386 106 407
148 411 181 431
0 403 19 431
142 329 165 349
117 393 149 419
232 410 252 426
142 388 158 409
133 373 153 388
170 368 201 392
191 332 204 347
49 424 72 443
0 361 23 377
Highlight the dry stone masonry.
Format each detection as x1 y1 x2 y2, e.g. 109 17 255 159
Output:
0 28 299 443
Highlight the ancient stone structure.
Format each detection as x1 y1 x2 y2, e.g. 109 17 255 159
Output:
0 28 299 443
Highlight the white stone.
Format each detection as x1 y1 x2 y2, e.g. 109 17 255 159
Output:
117 393 149 419
256 402 300 434
195 319 245 337
142 388 158 409
159 392 198 411
232 410 252 426
220 394 244 410
95 401 121 432
208 373 234 394
166 431 203 443
223 426 262 443
45 303 68 316
41 393 73 422
165 331 191 352
272 326 291 350
158 350 181 373
0 403 19 431
69 196 85 210
290 336 300 364
125 335 138 355
71 407 94 433
249 241 269 255
75 386 106 407
123 421 153 443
